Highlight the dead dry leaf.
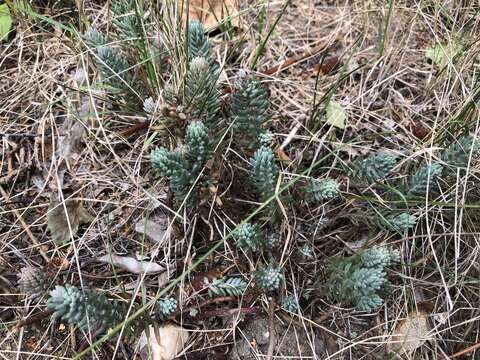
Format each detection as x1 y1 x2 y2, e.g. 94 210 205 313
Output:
389 310 432 355
275 147 291 162
135 216 171 245
138 324 189 360
185 0 238 29
47 199 93 245
96 255 166 274
57 67 96 161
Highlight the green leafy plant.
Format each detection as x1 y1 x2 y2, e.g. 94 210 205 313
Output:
406 163 443 197
151 121 210 203
157 297 177 318
206 277 248 297
326 247 399 312
281 295 299 313
230 78 269 144
251 146 279 202
0 3 12 42
47 285 145 335
352 153 397 184
254 263 283 291
184 56 220 124
304 178 339 202
84 28 137 94
187 21 215 65
233 222 265 251
380 213 417 233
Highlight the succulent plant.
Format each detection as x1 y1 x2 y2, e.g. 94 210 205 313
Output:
441 134 479 169
185 120 210 172
251 146 279 202
258 130 274 146
47 285 120 332
83 28 136 93
281 295 299 313
230 78 269 144
298 244 314 259
157 297 177 318
352 153 397 184
233 223 264 251
361 247 400 268
304 178 339 202
151 121 210 203
187 21 216 65
265 232 282 250
184 57 220 123
111 0 142 39
407 162 443 196
254 263 283 291
381 213 417 233
326 246 399 312
206 277 248 297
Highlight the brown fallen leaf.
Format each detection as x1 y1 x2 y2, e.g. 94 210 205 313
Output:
389 309 432 355
96 255 167 274
313 56 342 76
47 199 93 245
411 121 430 140
138 324 189 360
185 0 238 29
275 147 291 162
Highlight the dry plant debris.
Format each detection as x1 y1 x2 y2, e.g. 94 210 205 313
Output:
185 0 239 28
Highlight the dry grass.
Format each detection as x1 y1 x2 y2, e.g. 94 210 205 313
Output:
1 0 480 359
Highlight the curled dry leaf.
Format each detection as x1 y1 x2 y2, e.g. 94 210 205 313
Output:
185 0 239 29
389 310 432 355
47 199 93 245
138 324 189 360
96 255 166 274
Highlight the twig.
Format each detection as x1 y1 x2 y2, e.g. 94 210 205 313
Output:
15 309 54 329
191 296 234 310
193 307 260 320
450 341 480 358
266 298 276 360
260 40 336 76
0 160 33 185
279 119 303 150
0 185 49 262
116 120 151 138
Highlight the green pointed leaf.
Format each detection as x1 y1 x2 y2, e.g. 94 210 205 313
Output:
325 101 346 129
426 42 463 67
0 4 12 41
